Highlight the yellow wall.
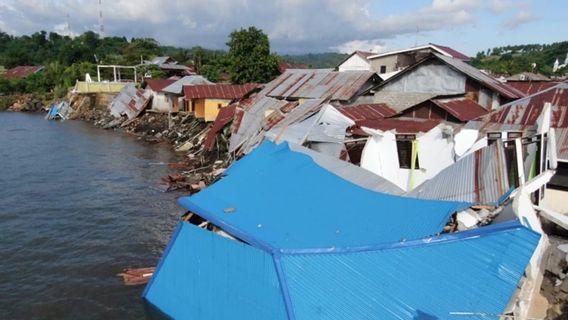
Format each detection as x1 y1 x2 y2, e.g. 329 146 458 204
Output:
74 81 126 93
193 98 232 122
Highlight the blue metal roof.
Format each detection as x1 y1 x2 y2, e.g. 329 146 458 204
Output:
144 220 539 319
178 141 470 251
280 220 540 320
143 222 288 320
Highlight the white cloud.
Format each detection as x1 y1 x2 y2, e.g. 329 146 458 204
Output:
0 0 535 53
333 39 388 54
504 10 537 28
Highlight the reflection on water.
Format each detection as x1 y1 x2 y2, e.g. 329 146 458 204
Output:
0 113 184 319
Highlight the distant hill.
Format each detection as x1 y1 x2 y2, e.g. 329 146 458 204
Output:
471 41 568 76
281 52 348 69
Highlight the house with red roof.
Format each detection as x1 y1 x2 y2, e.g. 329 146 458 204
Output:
143 78 177 112
183 83 261 121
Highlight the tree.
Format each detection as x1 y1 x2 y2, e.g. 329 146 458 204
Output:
226 26 279 84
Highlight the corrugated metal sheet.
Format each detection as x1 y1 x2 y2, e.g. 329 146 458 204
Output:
143 222 287 319
435 54 525 99
357 118 441 134
161 75 212 94
507 81 559 95
431 98 489 122
407 142 510 205
178 141 469 250
430 43 470 60
288 143 404 195
3 65 44 79
280 221 539 320
109 84 152 120
183 83 260 100
204 104 236 151
263 69 375 101
229 96 290 152
144 79 176 92
556 127 568 161
338 103 398 122
476 82 568 128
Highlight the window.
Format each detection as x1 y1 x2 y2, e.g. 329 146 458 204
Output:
487 132 502 145
380 65 387 74
396 135 419 169
507 131 522 139
217 103 223 110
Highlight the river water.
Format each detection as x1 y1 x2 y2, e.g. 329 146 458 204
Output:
0 113 184 319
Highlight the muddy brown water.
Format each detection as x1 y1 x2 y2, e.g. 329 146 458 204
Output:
0 113 183 319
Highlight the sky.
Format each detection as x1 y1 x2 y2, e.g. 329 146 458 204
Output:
0 0 566 56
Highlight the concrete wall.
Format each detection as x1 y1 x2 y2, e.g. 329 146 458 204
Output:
194 98 232 122
74 81 126 93
338 55 371 72
148 90 170 112
369 55 398 73
543 188 568 214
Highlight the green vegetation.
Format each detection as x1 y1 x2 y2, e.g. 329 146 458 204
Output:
471 41 568 76
281 52 348 68
227 27 279 84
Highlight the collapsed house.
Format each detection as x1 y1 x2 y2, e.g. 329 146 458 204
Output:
143 141 540 319
466 81 568 214
143 78 177 112
143 56 195 77
109 84 152 120
161 75 213 112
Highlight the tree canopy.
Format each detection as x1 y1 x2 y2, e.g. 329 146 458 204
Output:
227 26 279 84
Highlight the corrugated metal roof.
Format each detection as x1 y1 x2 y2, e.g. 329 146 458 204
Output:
144 222 287 320
555 127 568 161
204 104 236 151
358 118 441 134
144 79 176 92
278 62 308 73
431 98 489 122
475 81 568 128
430 43 470 60
161 75 213 94
263 69 375 101
407 142 511 205
3 65 44 79
109 84 152 120
280 221 539 319
435 54 526 99
178 141 469 250
183 83 260 100
506 81 559 95
338 103 398 122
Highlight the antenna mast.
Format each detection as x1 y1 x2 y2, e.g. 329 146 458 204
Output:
99 0 105 38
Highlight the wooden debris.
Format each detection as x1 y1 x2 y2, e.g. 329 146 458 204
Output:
117 267 155 286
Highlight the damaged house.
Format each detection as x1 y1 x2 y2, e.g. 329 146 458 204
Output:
183 83 260 122
143 141 540 320
143 78 177 113
161 75 213 112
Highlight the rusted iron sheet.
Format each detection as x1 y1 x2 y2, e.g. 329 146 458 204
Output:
338 103 398 122
3 65 44 79
357 118 441 134
204 104 237 151
109 84 152 120
475 82 568 128
262 69 375 101
431 98 489 122
144 79 177 92
407 142 510 205
430 43 470 60
507 81 559 95
435 54 525 99
183 83 260 100
556 127 568 161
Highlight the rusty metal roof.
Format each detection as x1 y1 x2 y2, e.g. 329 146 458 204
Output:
358 118 441 134
506 81 560 95
144 79 176 92
430 43 470 61
475 82 568 128
555 127 568 161
278 62 308 73
407 142 510 206
3 65 44 79
434 54 525 100
431 98 489 122
263 69 375 101
183 83 260 100
204 104 236 151
109 84 152 120
338 103 398 122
